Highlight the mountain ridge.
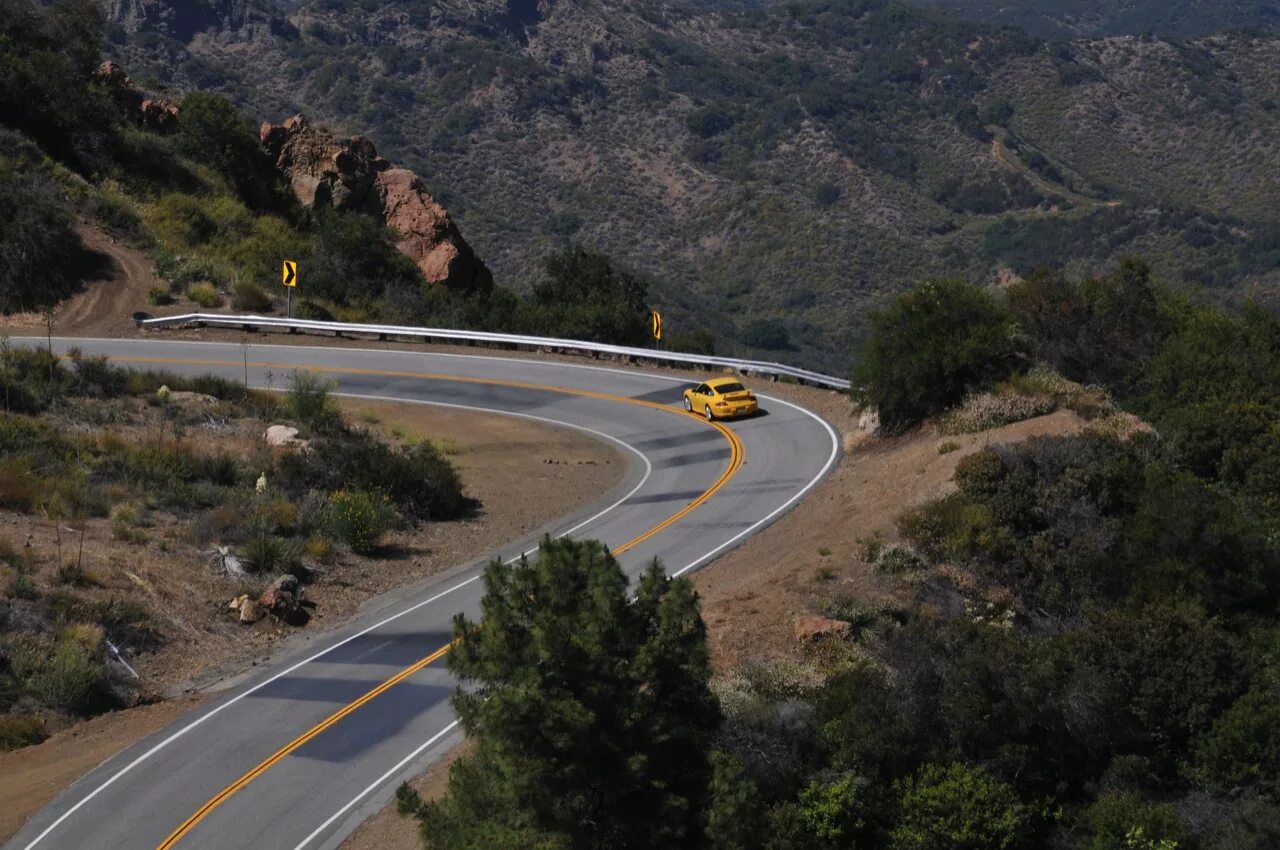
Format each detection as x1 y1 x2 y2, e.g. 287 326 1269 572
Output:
97 0 1280 369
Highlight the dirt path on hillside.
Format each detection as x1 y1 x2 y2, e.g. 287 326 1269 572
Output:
0 400 623 844
991 137 1121 210
0 225 165 338
55 226 164 336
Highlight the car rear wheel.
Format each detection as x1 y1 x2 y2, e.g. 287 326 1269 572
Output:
684 396 692 412
704 405 714 421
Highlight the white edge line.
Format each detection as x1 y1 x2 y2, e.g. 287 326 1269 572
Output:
289 720 461 850
671 392 840 577
292 393 841 850
19 393 655 850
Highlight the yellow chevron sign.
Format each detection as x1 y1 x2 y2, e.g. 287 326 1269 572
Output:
282 260 297 287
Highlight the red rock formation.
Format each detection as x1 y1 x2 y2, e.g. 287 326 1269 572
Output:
95 61 180 134
139 98 179 134
260 115 492 292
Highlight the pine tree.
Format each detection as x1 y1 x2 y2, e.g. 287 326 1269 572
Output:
415 537 723 849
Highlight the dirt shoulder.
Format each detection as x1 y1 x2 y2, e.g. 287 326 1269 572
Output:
0 399 622 844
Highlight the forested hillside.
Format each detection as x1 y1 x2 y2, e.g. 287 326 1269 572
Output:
94 0 1280 369
912 0 1280 38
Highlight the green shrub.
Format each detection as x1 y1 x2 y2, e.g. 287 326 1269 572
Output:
1083 792 1190 850
175 91 265 201
232 280 273 312
286 370 339 432
798 774 870 843
280 429 469 521
1192 687 1280 796
0 156 84 312
186 282 223 308
241 531 303 575
146 286 173 306
852 280 1025 434
27 633 107 715
891 762 1030 850
0 713 46 751
109 502 146 542
324 490 395 555
8 571 37 600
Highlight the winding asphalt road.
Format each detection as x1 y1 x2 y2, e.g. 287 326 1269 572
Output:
6 338 838 850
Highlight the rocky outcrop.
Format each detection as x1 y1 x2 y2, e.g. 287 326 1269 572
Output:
95 61 179 134
260 115 492 293
139 98 179 133
376 168 494 293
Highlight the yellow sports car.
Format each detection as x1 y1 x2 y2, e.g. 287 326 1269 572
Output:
683 377 758 420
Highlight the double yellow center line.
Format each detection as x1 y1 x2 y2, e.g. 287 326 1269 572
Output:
125 357 744 849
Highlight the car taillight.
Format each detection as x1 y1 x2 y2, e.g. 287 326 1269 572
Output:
716 401 728 407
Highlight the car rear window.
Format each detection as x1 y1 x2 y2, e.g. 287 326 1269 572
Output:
716 382 746 393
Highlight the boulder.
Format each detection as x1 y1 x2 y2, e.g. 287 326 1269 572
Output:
258 587 294 614
270 573 300 594
238 597 264 624
169 391 218 406
259 114 491 293
264 424 304 448
794 615 853 643
139 98 179 134
259 587 308 625
376 168 493 292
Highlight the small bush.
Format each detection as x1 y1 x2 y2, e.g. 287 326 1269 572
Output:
286 371 339 432
877 545 923 575
8 572 37 600
937 391 1057 435
186 282 223 308
56 563 99 588
109 502 147 542
232 280 273 312
324 490 395 555
281 430 468 520
0 459 40 511
146 286 173 306
938 441 961 455
241 532 303 575
27 633 107 714
891 762 1030 850
0 713 46 751
303 535 334 563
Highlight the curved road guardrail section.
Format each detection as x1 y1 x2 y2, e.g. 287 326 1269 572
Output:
138 313 852 391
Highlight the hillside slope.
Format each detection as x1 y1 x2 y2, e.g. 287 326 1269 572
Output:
911 0 1280 38
98 0 1280 369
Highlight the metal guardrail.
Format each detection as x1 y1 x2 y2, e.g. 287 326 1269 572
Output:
138 313 852 390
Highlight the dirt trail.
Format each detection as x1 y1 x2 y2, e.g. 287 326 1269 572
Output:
991 137 1122 210
0 225 164 337
57 226 163 336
